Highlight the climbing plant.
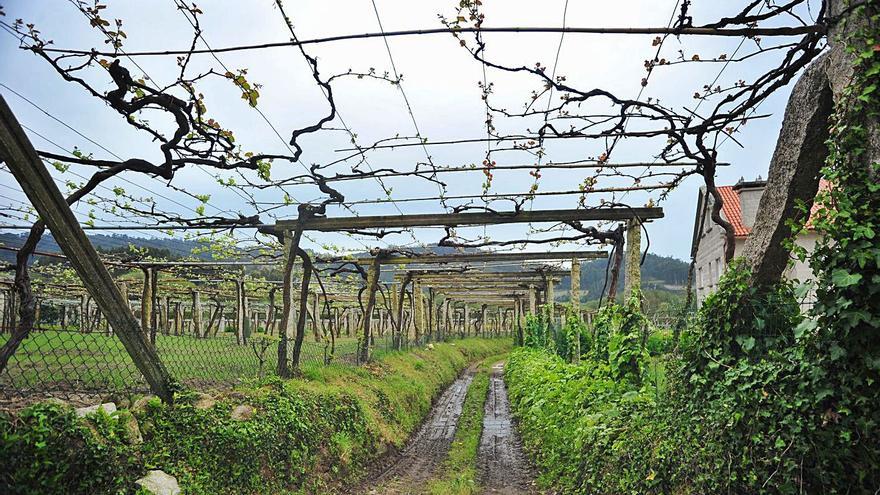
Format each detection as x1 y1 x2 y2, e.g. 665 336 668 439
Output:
668 9 880 489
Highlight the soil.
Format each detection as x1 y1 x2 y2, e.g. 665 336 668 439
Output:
477 362 538 494
364 368 476 494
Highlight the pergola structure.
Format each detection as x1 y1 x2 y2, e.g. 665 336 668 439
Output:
1 91 662 400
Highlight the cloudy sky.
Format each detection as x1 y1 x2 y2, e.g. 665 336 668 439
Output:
0 0 823 260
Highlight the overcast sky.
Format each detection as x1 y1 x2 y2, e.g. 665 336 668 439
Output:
0 0 823 260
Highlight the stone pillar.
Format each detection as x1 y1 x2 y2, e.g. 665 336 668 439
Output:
358 255 381 363
117 281 129 311
572 259 582 363
528 285 537 314
175 301 184 336
79 294 88 332
192 290 202 338
158 296 168 336
427 288 434 341
514 298 523 345
140 269 152 336
624 218 642 300
60 304 68 330
442 299 450 340
33 298 40 330
235 279 245 344
413 280 424 342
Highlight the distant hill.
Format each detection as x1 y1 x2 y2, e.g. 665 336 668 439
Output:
555 253 690 301
0 234 690 301
0 232 206 263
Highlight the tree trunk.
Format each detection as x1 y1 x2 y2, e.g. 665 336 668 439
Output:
278 228 303 377
290 247 313 370
359 255 382 363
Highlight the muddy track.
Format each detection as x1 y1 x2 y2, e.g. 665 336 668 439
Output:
477 362 537 494
364 368 476 494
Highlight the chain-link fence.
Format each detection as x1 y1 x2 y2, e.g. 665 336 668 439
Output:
0 323 512 409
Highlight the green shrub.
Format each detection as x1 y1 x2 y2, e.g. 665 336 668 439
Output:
645 329 674 355
507 261 880 494
0 403 140 495
505 348 697 494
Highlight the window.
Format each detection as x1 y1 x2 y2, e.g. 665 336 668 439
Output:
716 257 722 281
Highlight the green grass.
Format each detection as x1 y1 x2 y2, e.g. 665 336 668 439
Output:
0 329 390 393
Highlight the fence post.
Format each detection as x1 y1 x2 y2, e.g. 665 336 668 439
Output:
0 95 175 402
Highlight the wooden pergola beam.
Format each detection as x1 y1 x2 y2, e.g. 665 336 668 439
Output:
276 208 662 232
360 250 607 265
400 270 568 280
3 246 609 269
439 289 532 296
423 281 546 288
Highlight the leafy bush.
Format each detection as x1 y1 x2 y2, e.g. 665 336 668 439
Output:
645 329 674 355
0 403 140 494
505 349 697 494
509 261 880 493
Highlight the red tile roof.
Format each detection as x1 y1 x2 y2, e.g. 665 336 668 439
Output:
716 179 829 238
717 185 750 238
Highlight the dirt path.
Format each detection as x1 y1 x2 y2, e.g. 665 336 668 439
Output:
477 362 537 494
365 368 476 494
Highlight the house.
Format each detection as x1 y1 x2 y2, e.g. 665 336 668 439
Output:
689 178 822 306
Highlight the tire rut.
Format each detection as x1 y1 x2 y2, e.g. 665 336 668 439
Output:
364 368 476 494
477 362 537 494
